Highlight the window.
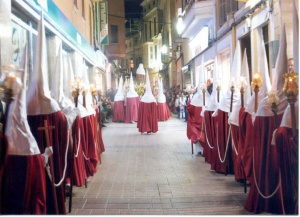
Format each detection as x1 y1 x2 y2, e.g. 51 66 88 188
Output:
153 17 157 36
82 0 85 19
74 0 78 8
111 25 119 43
219 0 238 27
144 23 147 40
149 21 152 38
155 45 157 60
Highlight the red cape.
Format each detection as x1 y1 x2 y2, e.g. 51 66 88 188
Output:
202 110 216 164
125 97 140 123
157 102 171 121
186 104 203 144
113 100 125 122
275 127 298 214
27 111 69 214
244 114 284 214
1 154 46 214
137 102 158 133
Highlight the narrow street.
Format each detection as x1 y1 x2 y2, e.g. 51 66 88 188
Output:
69 116 250 215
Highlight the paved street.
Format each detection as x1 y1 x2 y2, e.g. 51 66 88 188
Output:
69 116 251 215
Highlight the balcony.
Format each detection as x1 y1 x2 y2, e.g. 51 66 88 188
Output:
181 0 215 39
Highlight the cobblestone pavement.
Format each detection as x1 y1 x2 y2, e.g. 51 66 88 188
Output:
68 116 251 215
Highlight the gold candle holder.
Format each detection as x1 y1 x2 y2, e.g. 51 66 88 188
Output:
267 90 280 128
251 73 263 113
201 82 207 106
239 76 246 108
283 72 298 138
70 77 82 108
230 78 236 112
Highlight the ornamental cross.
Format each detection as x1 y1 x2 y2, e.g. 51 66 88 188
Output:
38 119 55 148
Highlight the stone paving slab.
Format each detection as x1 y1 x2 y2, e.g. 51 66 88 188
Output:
67 117 251 215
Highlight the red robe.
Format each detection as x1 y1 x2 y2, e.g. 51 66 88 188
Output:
275 127 298 214
71 116 87 187
157 102 171 121
81 114 99 177
244 114 284 214
113 100 125 122
125 97 140 123
137 102 158 133
186 104 203 144
27 111 69 214
95 108 105 154
202 110 216 164
211 110 233 174
231 124 245 181
1 153 46 214
237 108 255 182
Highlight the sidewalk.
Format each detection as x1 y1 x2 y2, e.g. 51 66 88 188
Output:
68 117 250 215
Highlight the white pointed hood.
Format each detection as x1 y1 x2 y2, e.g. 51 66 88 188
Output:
126 72 139 98
228 49 251 126
256 25 288 117
67 53 89 118
114 76 125 101
51 41 76 128
218 41 242 113
158 79 166 103
245 28 272 116
26 11 60 115
191 55 210 107
141 70 156 103
7 45 40 155
281 1 299 129
136 63 146 75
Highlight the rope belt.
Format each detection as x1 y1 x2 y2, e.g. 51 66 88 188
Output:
46 129 70 187
74 128 81 158
231 127 238 156
203 115 214 149
216 124 231 163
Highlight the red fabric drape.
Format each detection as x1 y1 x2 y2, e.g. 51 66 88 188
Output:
157 102 171 121
81 115 99 177
125 97 140 123
211 109 233 174
186 104 203 144
1 155 46 214
202 110 216 164
113 100 125 122
238 108 254 181
27 111 68 214
231 124 245 181
275 127 298 214
244 114 284 214
95 109 105 154
71 116 87 187
137 102 158 133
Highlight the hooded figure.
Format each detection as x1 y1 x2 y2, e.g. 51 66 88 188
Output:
137 70 158 134
186 55 208 154
64 53 98 184
202 50 219 164
1 46 47 214
274 4 299 214
157 79 171 121
51 42 89 188
113 76 125 122
125 72 140 123
228 49 252 182
211 41 242 174
26 11 69 214
238 28 272 184
244 25 288 215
